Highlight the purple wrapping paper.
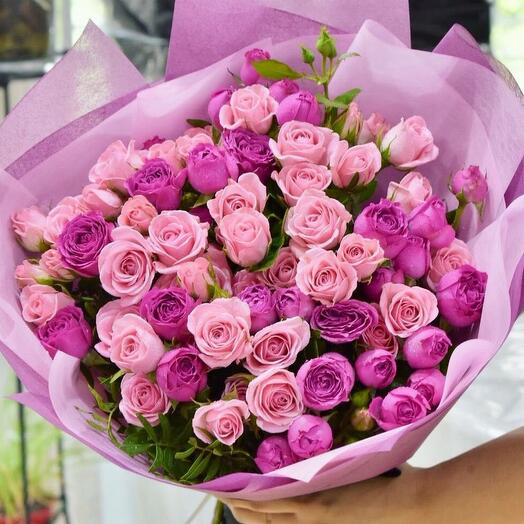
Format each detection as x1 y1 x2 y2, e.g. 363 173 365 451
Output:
1 0 524 501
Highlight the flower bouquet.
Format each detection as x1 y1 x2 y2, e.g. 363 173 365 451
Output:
1 0 524 511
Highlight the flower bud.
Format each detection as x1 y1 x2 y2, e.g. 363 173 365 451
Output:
301 46 315 64
350 408 376 432
276 90 323 126
351 388 371 408
240 48 271 85
316 27 337 59
450 165 488 205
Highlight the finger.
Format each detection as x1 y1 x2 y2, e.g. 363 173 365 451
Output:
229 507 298 524
226 497 305 514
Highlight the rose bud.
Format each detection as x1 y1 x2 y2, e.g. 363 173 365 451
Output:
15 260 50 288
255 436 298 473
403 326 451 369
355 349 397 389
408 197 455 249
350 408 376 432
208 87 235 128
269 79 300 102
387 171 433 214
81 184 122 218
37 305 92 359
361 267 405 303
287 415 333 459
156 346 208 402
240 48 270 85
237 284 278 333
330 142 382 188
351 388 372 408
274 286 315 321
393 234 430 279
297 352 355 411
186 143 239 194
369 387 430 430
341 102 362 141
223 373 252 401
11 205 48 252
450 165 488 204
277 90 323 126
437 264 487 327
407 368 445 408
358 112 390 144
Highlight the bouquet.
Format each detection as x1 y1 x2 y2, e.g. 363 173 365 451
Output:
1 0 524 508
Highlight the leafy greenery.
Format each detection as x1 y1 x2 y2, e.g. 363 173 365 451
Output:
249 212 287 272
251 59 304 80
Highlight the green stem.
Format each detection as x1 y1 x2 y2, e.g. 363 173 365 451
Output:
452 203 466 230
212 500 225 524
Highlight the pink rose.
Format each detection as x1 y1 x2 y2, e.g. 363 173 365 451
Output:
285 189 351 257
296 248 358 305
330 142 382 188
258 247 298 289
148 211 209 274
246 369 304 433
192 399 250 446
44 196 88 245
337 233 385 281
20 284 74 326
245 317 311 375
341 102 362 140
361 306 399 356
379 283 439 338
94 299 139 357
427 239 473 290
187 298 252 368
147 139 179 170
119 373 170 427
15 260 49 288
11 206 47 252
219 84 278 135
387 172 433 214
207 172 267 223
381 116 439 170
81 184 122 218
98 226 155 305
173 131 214 169
117 195 158 233
232 270 263 295
39 248 75 281
358 112 390 144
270 121 339 166
271 162 332 206
217 209 270 267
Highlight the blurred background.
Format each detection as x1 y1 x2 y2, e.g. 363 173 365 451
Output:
0 1 522 523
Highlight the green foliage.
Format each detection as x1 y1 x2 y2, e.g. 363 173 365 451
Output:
301 46 315 65
251 59 304 80
249 212 287 272
316 26 337 58
186 118 211 128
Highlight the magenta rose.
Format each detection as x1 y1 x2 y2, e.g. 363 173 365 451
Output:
277 90 322 126
387 171 433 214
142 136 164 149
37 305 92 359
361 267 405 303
240 48 270 84
287 415 333 459
11 205 48 252
274 286 315 321
208 87 235 127
408 197 455 249
269 79 300 102
407 368 445 408
403 326 451 369
436 264 487 327
255 436 298 473
259 247 298 289
330 142 382 188
355 349 397 389
297 352 355 411
450 165 488 204
237 284 277 333
20 284 74 326
393 234 430 279
427 239 473 290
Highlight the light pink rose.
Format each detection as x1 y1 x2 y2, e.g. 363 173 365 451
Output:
387 172 433 214
148 211 209 274
245 317 311 375
15 260 49 288
20 284 74 326
81 184 122 218
109 313 165 373
11 206 48 252
382 116 439 170
192 399 250 445
246 369 304 433
44 196 88 245
296 248 358 305
361 305 399 356
219 84 278 134
217 209 270 267
258 247 298 288
271 163 332 206
232 270 263 295
379 283 439 338
337 233 385 281
427 239 473 290
39 248 75 281
330 142 382 188
341 102 363 139
270 121 339 166
147 139 178 170
173 131 214 169
117 195 158 233
358 112 390 144
284 189 352 257
98 226 155 305
119 373 170 427
94 299 140 357
187 297 252 368
207 172 267 223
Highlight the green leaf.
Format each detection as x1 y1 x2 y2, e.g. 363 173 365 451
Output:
186 118 211 128
180 451 212 483
175 446 197 460
137 415 158 443
252 59 304 80
191 193 213 209
212 126 221 144
99 368 127 385
204 456 222 482
120 432 154 456
315 93 347 110
87 384 116 414
334 88 361 105
249 212 287 272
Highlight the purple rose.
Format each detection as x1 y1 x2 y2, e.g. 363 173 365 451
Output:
297 352 355 411
240 48 271 85
403 326 451 369
369 387 430 430
311 300 378 344
222 128 276 183
361 267 404 303
393 235 430 279
277 91 323 126
269 79 300 103
208 87 235 128
450 165 488 204
274 286 315 321
287 415 333 459
37 305 92 359
186 143 239 194
223 373 252 401
354 199 408 258
189 205 213 224
139 287 196 341
407 368 445 408
255 436 297 473
57 212 113 277
237 284 277 333
355 349 397 389
437 264 487 327
125 158 186 212
156 346 207 402
408 196 455 249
